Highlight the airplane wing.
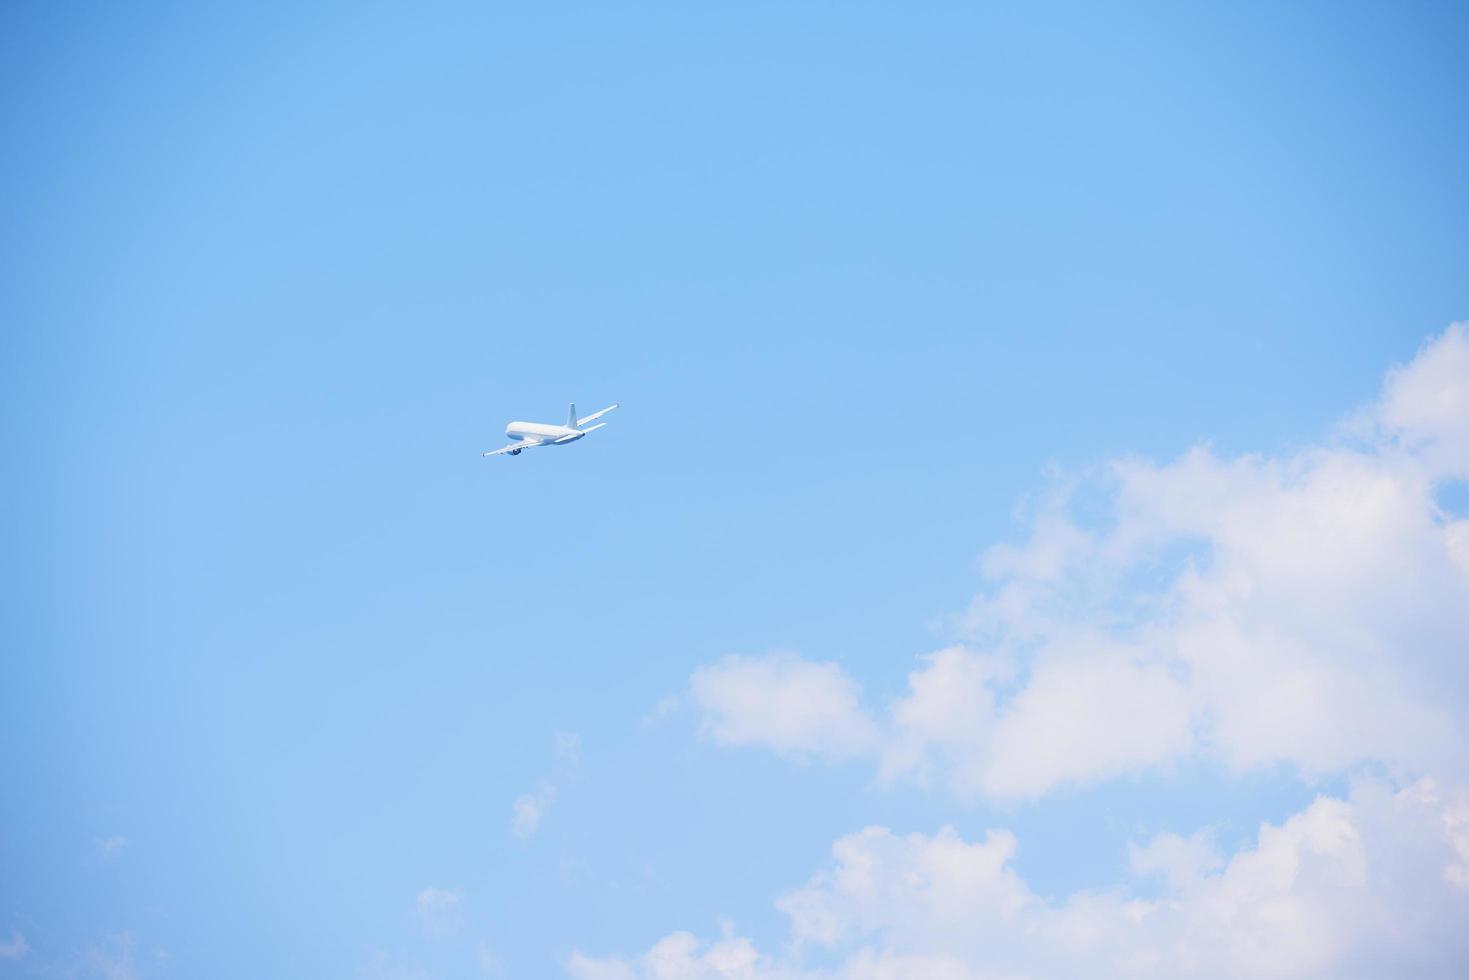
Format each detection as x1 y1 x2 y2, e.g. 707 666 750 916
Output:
576 403 619 427
482 439 541 457
552 422 608 444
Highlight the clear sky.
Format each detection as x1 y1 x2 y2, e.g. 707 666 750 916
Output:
3 3 1468 978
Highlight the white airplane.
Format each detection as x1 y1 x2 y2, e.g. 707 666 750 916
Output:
482 403 619 457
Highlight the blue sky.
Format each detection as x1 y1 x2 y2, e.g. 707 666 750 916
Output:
4 3 1469 978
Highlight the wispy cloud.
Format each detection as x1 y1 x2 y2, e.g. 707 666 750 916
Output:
0 931 28 959
475 941 501 977
554 731 582 763
81 932 138 980
356 948 431 980
511 731 580 839
97 835 130 856
512 781 557 839
413 887 464 939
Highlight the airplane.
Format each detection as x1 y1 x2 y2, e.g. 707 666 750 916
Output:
482 403 619 457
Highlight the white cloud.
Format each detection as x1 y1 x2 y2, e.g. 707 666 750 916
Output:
570 779 1469 979
1127 828 1223 893
98 835 130 856
777 824 1035 953
837 951 1010 980
879 646 1000 787
1377 321 1469 477
689 653 879 759
566 951 638 980
685 325 1469 799
568 931 793 980
413 887 464 939
968 644 1194 798
0 932 27 959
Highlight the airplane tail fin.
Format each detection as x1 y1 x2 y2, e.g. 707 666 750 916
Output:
567 403 578 429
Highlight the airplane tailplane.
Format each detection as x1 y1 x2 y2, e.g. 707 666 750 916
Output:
567 403 578 429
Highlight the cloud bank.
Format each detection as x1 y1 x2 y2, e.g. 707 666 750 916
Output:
594 324 1469 979
570 778 1469 979
686 324 1469 799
